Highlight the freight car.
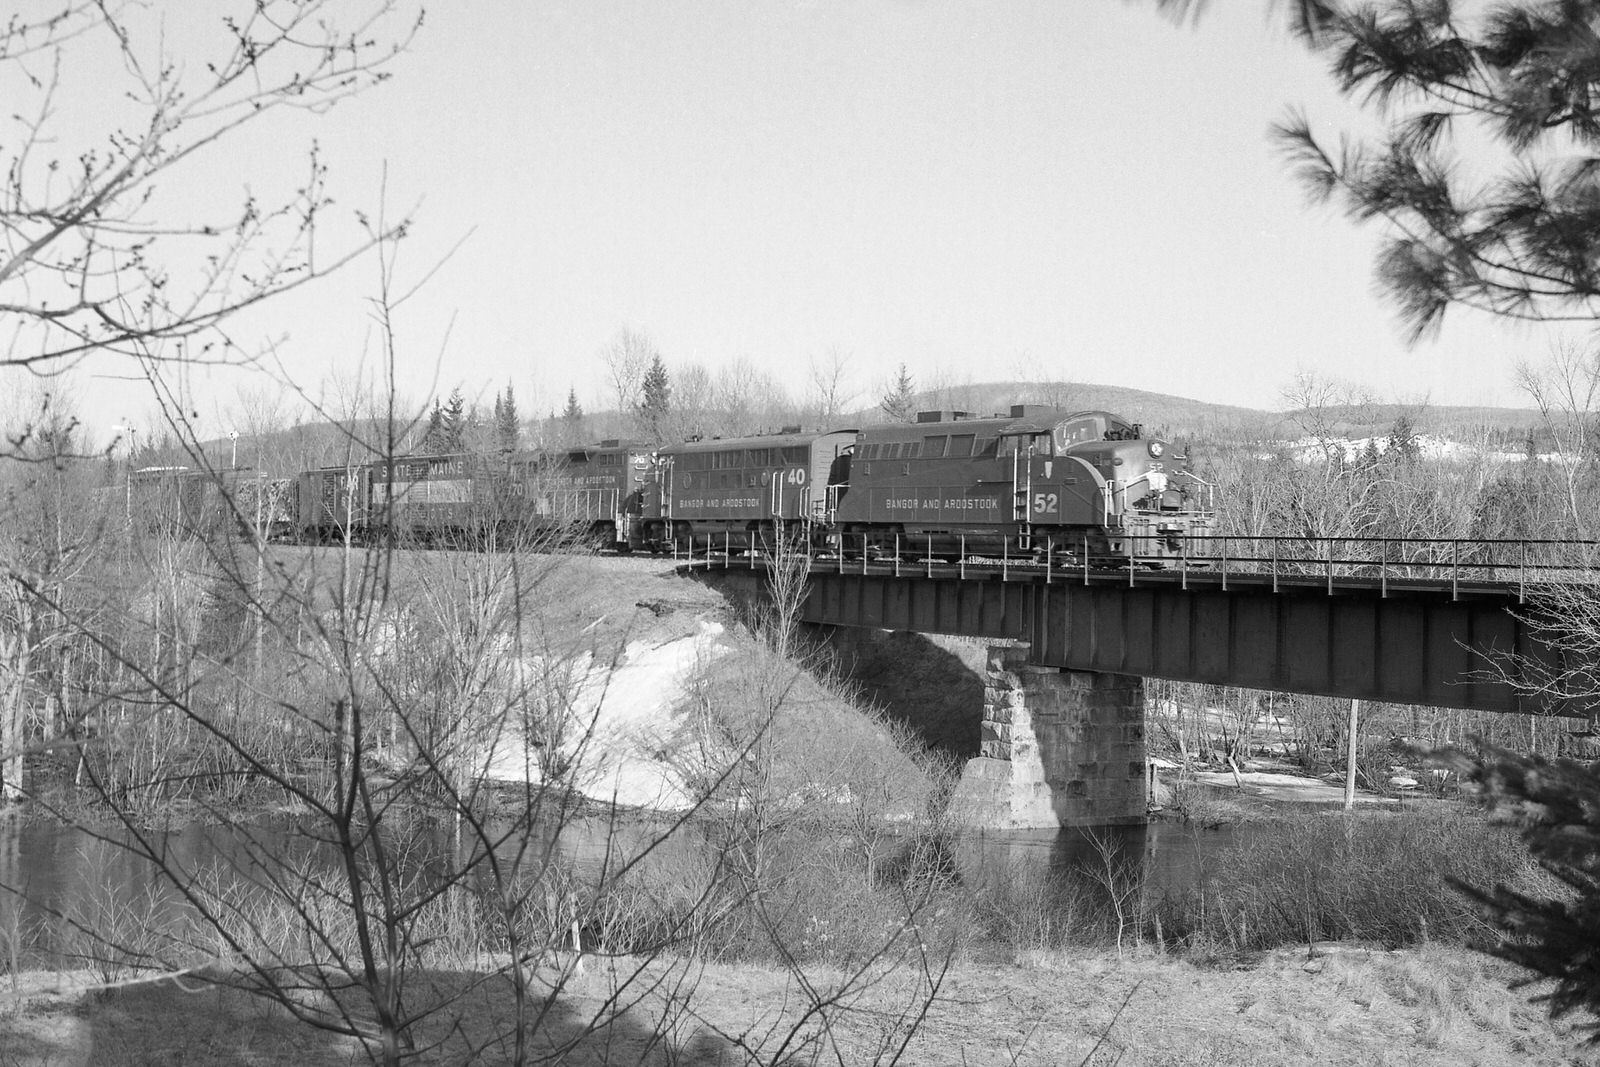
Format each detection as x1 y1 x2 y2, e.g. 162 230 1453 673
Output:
294 463 373 544
119 466 290 541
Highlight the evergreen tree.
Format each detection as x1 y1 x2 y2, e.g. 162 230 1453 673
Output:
1282 2 1600 339
1385 414 1420 466
638 356 671 443
494 383 520 452
420 401 447 455
442 387 466 452
880 363 916 423
1438 745 1600 1042
1285 0 1600 1029
561 387 585 446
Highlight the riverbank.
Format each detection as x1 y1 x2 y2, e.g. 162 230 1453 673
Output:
0 943 1590 1066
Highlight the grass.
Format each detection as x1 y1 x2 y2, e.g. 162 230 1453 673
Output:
0 805 1589 1064
0 943 1589 1067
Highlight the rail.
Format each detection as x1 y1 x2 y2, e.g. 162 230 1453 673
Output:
670 532 1600 602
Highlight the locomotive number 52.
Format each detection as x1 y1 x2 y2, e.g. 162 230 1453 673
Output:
1032 492 1059 514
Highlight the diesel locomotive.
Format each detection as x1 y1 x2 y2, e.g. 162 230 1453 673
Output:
639 406 1213 564
293 440 654 547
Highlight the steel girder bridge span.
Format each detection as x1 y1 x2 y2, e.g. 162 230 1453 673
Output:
683 534 1596 717
683 536 1592 826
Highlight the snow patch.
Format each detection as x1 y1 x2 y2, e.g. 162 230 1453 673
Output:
484 621 727 811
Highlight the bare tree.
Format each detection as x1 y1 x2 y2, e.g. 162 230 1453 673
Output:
669 362 714 442
225 385 307 475
712 357 777 438
923 363 978 415
0 231 957 1066
1010 351 1074 410
0 3 416 417
1515 345 1600 541
0 388 103 801
808 346 857 426
600 327 661 420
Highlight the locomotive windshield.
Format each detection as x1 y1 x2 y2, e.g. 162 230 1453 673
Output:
1053 413 1142 452
1053 417 1102 451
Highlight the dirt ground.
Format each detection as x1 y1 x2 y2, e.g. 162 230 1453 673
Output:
0 944 1593 1066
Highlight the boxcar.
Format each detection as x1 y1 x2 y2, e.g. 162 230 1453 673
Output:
370 453 482 543
294 464 373 544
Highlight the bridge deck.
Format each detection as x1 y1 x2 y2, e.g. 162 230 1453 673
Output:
686 554 1583 717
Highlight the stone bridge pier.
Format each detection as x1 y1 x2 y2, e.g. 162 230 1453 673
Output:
950 645 1147 828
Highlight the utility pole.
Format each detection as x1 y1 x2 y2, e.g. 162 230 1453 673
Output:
1344 698 1360 812
255 471 265 675
111 425 139 526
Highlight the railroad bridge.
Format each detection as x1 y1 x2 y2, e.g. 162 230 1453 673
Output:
685 536 1594 829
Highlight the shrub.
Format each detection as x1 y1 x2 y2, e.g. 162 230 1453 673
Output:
1155 807 1539 954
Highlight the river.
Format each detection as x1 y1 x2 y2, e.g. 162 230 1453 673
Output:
0 809 1249 973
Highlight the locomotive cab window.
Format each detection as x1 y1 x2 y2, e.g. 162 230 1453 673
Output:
924 435 948 458
948 434 975 458
1104 421 1141 441
1054 419 1102 450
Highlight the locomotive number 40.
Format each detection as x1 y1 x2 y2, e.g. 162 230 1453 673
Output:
1032 492 1059 514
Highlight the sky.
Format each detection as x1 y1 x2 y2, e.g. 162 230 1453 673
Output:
8 0 1580 447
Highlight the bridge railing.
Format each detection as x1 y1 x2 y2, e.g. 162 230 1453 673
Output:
670 529 1600 599
1173 535 1600 600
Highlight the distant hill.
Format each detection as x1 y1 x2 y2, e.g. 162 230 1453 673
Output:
1267 401 1548 451
848 380 1269 440
854 380 1545 444
176 381 1549 476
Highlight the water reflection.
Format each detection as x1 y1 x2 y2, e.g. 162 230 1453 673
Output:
960 820 1237 896
0 811 1240 970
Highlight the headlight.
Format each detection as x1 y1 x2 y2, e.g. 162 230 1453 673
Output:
1148 441 1165 458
